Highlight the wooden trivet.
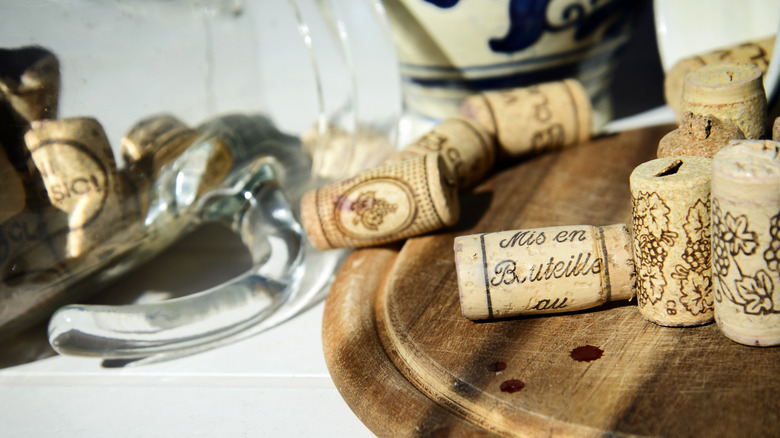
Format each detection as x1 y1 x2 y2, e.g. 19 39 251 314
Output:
322 125 779 437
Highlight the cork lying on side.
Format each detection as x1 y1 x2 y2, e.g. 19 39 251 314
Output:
460 79 592 158
454 224 635 320
385 117 495 190
301 153 458 251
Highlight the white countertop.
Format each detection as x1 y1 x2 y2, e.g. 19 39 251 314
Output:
0 297 372 437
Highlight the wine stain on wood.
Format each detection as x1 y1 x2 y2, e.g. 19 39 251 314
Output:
321 125 780 437
570 345 604 362
500 379 525 393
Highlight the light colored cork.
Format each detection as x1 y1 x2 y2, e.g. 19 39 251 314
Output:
773 116 780 141
301 152 458 250
24 117 132 258
681 63 767 140
664 35 775 118
121 114 233 209
385 117 495 189
0 146 25 224
657 112 745 158
630 156 713 327
454 224 635 320
460 78 592 158
120 114 200 170
711 140 780 347
0 47 60 121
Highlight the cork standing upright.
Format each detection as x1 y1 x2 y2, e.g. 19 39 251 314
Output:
711 140 780 347
681 63 767 140
630 156 713 326
664 36 774 117
25 118 133 258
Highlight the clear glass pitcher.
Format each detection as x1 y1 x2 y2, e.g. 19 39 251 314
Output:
0 0 401 364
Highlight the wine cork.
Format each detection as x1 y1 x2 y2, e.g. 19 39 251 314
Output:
24 117 131 258
0 146 25 224
681 63 768 140
122 114 232 189
385 117 495 189
0 46 60 122
460 78 592 157
630 156 713 327
664 36 775 117
657 112 745 158
454 224 635 320
773 116 780 141
120 114 234 218
711 140 780 346
301 152 458 250
120 114 199 171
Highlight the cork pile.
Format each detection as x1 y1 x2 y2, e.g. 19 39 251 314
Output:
0 46 235 335
301 36 780 348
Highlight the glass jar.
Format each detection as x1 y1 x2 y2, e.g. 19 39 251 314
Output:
0 0 401 363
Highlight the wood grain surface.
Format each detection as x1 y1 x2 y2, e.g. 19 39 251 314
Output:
322 125 780 437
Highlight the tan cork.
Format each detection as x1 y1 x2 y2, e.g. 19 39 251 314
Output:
120 114 200 171
460 78 592 158
24 117 134 258
0 47 60 122
657 112 745 158
711 140 780 347
301 152 458 250
773 116 780 141
121 114 233 207
454 224 635 320
630 156 713 327
681 63 767 140
385 117 495 189
664 35 775 118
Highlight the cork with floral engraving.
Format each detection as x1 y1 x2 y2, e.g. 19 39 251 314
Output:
711 140 780 346
630 156 713 327
301 153 458 250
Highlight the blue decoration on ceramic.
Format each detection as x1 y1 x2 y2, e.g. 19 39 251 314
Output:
386 0 644 120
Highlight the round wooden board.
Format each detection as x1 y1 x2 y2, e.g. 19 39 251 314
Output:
322 125 780 437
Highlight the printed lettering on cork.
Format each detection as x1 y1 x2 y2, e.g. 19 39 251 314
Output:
454 224 634 320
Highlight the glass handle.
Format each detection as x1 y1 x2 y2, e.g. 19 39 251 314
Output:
47 161 305 360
